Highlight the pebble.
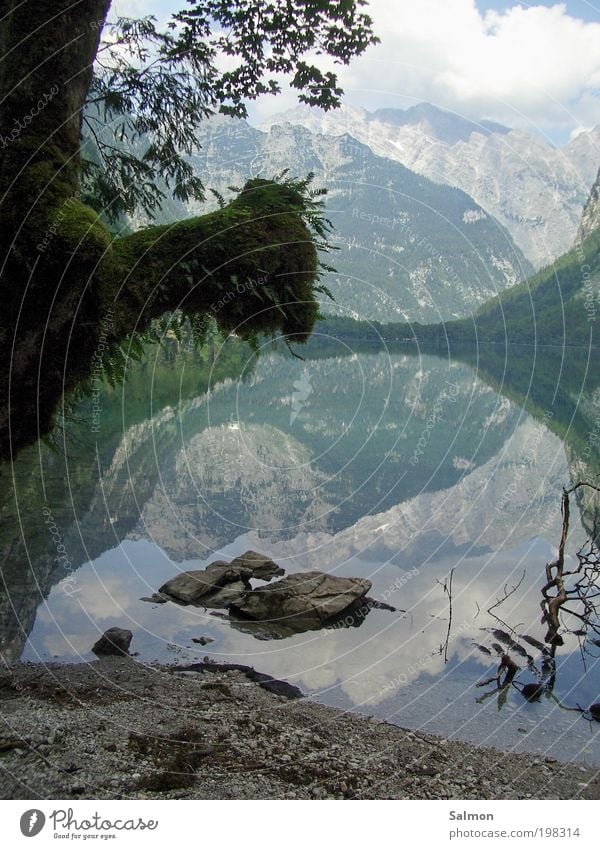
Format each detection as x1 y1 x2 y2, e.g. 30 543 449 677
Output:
1 659 596 801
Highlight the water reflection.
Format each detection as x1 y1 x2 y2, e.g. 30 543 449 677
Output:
1 336 599 764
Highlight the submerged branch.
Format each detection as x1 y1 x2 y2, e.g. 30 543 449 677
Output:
541 482 600 646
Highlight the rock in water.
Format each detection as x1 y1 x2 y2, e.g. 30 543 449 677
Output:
520 683 544 702
158 553 286 607
229 551 285 581
139 593 169 604
92 628 133 657
202 581 248 608
159 561 250 605
230 571 371 628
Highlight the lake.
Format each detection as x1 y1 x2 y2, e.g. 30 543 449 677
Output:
1 334 599 765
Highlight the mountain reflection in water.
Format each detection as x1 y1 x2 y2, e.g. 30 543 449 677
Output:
1 335 599 763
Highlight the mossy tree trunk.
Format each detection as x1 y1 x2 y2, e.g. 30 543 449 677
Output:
0 1 320 460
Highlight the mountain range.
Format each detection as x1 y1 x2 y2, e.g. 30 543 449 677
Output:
142 115 531 324
261 102 600 270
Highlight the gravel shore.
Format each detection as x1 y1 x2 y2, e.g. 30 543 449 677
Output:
1 658 598 800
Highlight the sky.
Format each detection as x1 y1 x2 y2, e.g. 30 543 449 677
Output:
112 1 600 144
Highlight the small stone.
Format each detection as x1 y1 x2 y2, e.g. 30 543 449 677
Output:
91 628 132 657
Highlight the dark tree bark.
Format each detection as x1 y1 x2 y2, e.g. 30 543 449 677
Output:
0 1 320 460
0 0 110 190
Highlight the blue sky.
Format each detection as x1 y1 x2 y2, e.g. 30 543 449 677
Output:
477 1 599 22
113 1 600 143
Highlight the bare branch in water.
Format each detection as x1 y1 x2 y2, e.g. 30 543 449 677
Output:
486 570 526 635
435 568 455 664
473 481 600 722
541 482 600 649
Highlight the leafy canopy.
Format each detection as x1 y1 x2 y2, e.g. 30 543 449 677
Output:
82 0 378 221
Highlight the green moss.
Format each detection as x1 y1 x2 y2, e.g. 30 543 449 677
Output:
108 179 321 343
56 201 111 252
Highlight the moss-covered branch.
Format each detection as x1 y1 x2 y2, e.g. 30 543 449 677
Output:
0 176 325 460
108 179 321 341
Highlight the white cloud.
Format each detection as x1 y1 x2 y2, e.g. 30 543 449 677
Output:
333 1 600 133
109 1 600 135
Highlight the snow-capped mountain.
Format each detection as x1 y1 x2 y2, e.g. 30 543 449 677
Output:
150 115 531 323
261 103 600 270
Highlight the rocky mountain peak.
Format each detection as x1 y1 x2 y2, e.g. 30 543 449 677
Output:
576 166 600 243
261 103 600 269
368 103 511 144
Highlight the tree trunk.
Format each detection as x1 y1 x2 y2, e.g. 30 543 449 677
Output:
0 0 112 456
0 0 111 194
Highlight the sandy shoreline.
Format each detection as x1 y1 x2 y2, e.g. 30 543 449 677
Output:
0 658 598 800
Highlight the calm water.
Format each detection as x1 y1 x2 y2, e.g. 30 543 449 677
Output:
1 336 599 764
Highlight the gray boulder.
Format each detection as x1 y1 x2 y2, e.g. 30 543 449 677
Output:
158 561 251 605
230 551 285 581
230 571 372 628
157 552 286 607
201 580 248 608
92 627 132 657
